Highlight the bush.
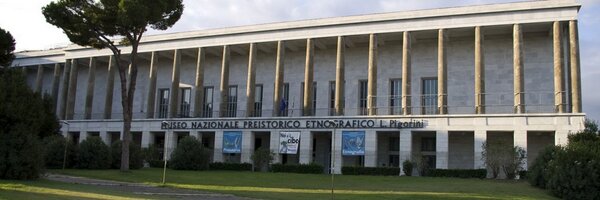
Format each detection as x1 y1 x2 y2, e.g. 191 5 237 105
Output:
402 160 414 176
528 145 560 188
341 166 400 176
111 140 143 169
502 146 526 179
76 137 111 169
142 144 164 168
209 162 252 171
425 169 487 179
43 135 77 169
251 147 274 172
169 136 210 170
271 163 324 174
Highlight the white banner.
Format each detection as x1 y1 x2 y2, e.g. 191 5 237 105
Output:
279 131 300 154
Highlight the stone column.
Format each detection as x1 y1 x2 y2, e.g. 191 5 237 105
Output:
402 32 412 115
34 64 44 93
569 20 582 113
332 130 342 174
269 131 281 163
303 39 314 116
435 130 449 169
273 41 285 117
219 46 230 117
475 26 486 114
164 131 177 160
59 59 71 120
66 59 79 120
555 130 569 146
100 131 110 145
51 63 61 112
84 57 96 119
246 43 257 117
299 130 312 164
513 24 525 114
169 49 181 118
514 130 528 169
474 130 486 169
79 132 88 143
241 131 254 163
399 130 412 175
146 52 158 118
193 48 205 117
438 29 448 114
367 34 378 116
553 21 565 113
335 36 345 116
141 131 151 148
213 131 224 162
364 130 378 167
104 56 116 119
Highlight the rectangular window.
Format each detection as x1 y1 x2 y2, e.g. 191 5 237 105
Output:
279 83 290 116
252 84 263 117
389 137 399 151
421 78 438 114
421 137 436 152
179 88 191 117
329 81 336 116
157 89 169 118
203 86 213 118
359 80 368 115
390 79 402 115
226 85 238 117
300 82 317 116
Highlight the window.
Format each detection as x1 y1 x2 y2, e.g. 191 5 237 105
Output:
226 85 238 117
389 137 399 151
359 80 368 115
329 81 336 116
421 137 436 152
203 86 213 118
179 88 191 117
300 82 317 116
390 79 402 115
157 89 169 118
279 83 290 116
421 78 438 114
252 84 263 117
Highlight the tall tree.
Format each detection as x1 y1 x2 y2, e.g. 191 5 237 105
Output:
42 0 183 171
0 27 15 68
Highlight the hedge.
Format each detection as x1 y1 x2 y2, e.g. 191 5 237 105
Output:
169 136 210 170
342 166 400 176
271 163 324 174
209 162 252 171
76 137 111 169
425 169 486 179
111 140 144 169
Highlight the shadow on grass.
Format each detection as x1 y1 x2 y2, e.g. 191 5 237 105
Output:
0 182 144 200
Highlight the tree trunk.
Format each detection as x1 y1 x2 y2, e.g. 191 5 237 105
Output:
120 42 140 172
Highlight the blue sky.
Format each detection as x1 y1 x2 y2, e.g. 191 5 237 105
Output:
0 0 598 120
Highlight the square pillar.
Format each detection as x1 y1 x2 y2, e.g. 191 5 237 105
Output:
399 130 412 175
164 131 177 160
213 131 224 162
100 131 110 145
269 131 281 164
474 130 487 169
241 131 254 164
332 130 342 174
79 132 88 143
364 130 378 167
555 130 569 146
436 130 449 169
141 131 151 148
299 131 312 164
514 130 528 169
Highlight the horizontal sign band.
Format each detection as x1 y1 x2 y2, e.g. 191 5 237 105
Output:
161 119 425 130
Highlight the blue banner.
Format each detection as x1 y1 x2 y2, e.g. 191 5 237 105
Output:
342 131 365 156
223 131 242 153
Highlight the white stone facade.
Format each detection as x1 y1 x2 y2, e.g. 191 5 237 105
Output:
13 0 585 174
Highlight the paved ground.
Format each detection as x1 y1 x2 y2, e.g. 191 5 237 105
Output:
45 174 251 200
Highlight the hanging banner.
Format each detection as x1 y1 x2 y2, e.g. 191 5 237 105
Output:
342 131 365 156
279 131 300 154
223 131 242 153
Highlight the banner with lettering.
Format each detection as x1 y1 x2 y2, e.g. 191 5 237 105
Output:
279 131 300 154
342 131 365 156
223 131 242 153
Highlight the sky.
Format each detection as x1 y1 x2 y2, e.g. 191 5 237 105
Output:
0 0 598 120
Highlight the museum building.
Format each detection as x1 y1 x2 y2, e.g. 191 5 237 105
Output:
12 0 585 174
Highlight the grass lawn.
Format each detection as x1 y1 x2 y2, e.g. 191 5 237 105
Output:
0 179 157 200
50 168 556 200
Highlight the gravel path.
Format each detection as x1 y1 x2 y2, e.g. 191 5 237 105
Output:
44 174 252 200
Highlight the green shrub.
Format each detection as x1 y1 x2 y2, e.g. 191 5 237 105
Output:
209 162 252 171
271 163 324 174
142 144 164 168
341 166 400 176
169 136 210 170
111 140 143 169
251 147 274 172
528 145 559 188
43 135 77 169
402 160 414 176
546 139 600 199
425 169 487 179
76 137 111 169
503 146 526 179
